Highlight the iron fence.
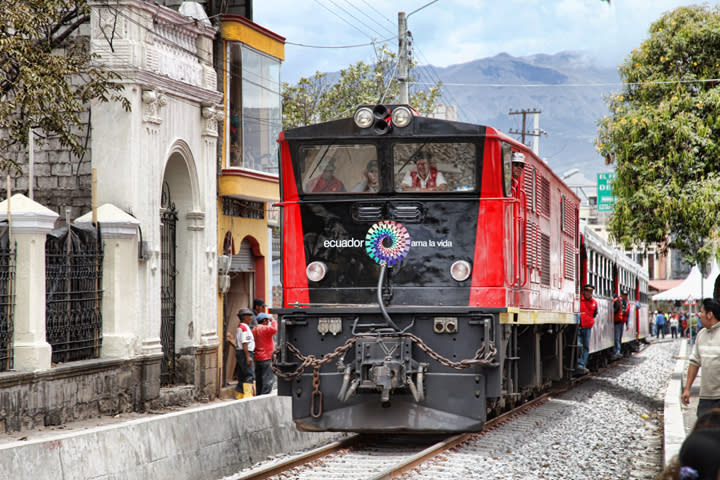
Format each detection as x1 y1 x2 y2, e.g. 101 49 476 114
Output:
45 224 103 364
0 225 15 371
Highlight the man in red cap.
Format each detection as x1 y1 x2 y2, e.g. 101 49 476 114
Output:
576 284 598 375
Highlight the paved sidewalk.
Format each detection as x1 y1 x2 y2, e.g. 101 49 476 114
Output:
663 338 700 465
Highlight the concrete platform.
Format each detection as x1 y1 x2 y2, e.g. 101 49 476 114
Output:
663 338 700 465
0 394 340 480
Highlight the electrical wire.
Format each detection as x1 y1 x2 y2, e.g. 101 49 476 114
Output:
311 0 376 40
324 0 387 38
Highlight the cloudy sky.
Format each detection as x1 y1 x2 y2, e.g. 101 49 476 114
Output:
254 1 720 84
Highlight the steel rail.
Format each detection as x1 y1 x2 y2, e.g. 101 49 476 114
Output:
365 394 551 480
235 435 360 480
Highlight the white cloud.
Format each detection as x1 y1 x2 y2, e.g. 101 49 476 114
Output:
254 0 720 82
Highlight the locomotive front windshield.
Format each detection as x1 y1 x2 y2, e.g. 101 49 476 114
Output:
301 144 378 194
393 142 476 192
299 142 477 194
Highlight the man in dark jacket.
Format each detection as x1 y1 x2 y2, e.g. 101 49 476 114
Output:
612 289 630 360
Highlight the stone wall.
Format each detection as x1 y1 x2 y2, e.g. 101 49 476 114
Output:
0 355 162 434
9 117 93 224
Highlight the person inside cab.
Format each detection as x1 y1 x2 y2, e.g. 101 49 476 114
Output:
306 158 346 193
511 152 526 197
352 159 380 193
400 150 448 191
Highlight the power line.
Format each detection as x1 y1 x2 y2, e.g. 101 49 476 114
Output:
286 37 396 49
359 0 395 29
324 0 387 38
341 0 395 37
412 78 720 88
408 0 441 17
311 0 375 40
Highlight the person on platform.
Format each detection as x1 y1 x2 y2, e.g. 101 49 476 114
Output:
656 310 667 339
306 159 346 193
671 313 680 339
251 298 266 328
681 298 720 418
252 312 278 396
235 308 255 399
612 289 631 360
576 284 598 376
400 150 447 191
657 413 720 480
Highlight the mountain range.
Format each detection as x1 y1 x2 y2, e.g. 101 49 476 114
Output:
417 51 621 179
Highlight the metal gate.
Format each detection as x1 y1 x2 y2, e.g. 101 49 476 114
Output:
0 225 15 371
160 181 177 386
45 223 103 363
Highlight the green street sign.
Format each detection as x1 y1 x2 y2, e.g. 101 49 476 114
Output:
597 172 616 212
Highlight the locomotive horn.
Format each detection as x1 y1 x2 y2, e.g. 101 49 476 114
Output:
373 119 390 135
373 104 391 134
372 104 388 119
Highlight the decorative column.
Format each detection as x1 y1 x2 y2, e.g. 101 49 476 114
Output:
0 194 58 371
75 204 140 358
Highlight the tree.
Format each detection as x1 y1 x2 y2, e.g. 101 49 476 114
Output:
282 44 442 130
0 0 129 171
596 5 720 269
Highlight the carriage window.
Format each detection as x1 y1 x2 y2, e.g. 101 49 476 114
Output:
300 145 378 194
393 142 476 192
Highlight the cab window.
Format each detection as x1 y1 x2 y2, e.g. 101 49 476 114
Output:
393 142 476 192
300 145 378 194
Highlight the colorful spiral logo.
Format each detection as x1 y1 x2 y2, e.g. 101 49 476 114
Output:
365 221 411 266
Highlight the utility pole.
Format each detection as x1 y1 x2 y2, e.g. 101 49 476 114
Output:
398 11 409 104
508 108 545 154
398 1 439 105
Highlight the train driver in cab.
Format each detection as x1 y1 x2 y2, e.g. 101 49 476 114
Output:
511 152 526 197
400 150 448 191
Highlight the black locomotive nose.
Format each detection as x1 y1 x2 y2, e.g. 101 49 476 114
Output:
382 237 393 248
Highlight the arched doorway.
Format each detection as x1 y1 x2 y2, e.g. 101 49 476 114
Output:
160 181 178 385
160 146 196 386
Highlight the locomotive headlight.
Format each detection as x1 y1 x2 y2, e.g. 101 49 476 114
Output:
391 106 413 128
306 261 328 282
450 260 472 282
353 107 374 129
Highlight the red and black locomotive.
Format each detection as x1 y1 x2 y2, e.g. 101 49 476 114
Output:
273 104 648 433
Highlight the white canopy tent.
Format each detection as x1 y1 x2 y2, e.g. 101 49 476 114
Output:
703 261 720 298
652 265 703 302
652 261 720 302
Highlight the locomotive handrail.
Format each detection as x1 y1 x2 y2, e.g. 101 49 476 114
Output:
519 190 528 287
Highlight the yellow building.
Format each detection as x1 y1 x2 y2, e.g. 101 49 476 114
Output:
217 14 284 387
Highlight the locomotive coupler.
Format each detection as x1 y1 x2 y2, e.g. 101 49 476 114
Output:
352 336 422 405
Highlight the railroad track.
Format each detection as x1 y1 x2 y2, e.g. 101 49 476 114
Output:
233 350 640 480
234 395 550 480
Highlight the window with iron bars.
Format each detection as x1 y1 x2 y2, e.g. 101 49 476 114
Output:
222 197 265 219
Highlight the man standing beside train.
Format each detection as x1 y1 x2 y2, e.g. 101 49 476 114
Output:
612 289 631 360
576 284 598 376
681 298 720 417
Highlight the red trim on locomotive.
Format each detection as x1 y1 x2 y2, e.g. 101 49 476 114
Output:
279 134 309 307
470 200 507 307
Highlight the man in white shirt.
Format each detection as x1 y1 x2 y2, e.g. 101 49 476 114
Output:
400 151 447 191
235 308 256 399
682 298 720 417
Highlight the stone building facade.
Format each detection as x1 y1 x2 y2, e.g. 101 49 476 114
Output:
0 0 223 431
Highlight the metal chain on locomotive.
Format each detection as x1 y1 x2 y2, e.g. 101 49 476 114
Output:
271 333 498 379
